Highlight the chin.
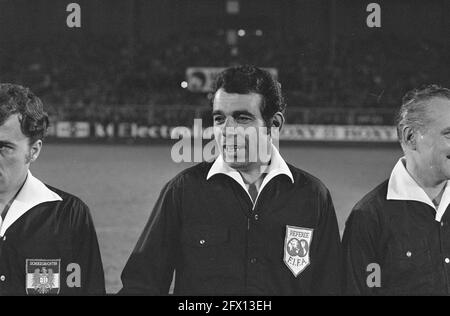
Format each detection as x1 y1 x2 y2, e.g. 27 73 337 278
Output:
226 160 251 170
222 150 245 162
439 160 450 178
442 170 450 181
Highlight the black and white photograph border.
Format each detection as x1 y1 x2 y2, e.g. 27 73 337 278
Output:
0 0 449 297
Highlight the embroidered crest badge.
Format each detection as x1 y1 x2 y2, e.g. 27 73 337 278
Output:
26 259 61 295
284 226 313 277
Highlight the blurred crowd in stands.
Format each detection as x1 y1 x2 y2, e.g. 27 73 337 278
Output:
0 32 448 125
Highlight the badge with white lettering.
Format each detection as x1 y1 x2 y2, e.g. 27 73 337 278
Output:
26 259 61 295
284 226 313 277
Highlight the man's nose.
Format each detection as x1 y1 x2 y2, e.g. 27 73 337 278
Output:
222 117 238 135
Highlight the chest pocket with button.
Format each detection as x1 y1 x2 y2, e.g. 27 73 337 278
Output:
384 237 434 293
181 225 230 272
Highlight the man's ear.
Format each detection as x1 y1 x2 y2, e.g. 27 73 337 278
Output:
402 126 417 150
27 140 43 164
271 112 285 131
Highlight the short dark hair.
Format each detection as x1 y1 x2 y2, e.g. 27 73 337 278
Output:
396 84 450 143
0 83 49 144
213 65 286 126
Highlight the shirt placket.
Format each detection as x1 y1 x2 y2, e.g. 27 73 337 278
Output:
245 184 272 294
246 204 260 292
439 217 450 294
0 233 7 293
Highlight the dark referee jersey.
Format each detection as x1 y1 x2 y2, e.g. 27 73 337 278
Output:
343 158 450 295
121 146 342 295
0 171 105 295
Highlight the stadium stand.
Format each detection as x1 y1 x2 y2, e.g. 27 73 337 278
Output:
1 32 448 126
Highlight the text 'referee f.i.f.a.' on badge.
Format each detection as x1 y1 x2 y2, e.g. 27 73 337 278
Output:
284 226 313 277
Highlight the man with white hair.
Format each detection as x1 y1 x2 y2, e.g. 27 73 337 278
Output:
343 84 450 295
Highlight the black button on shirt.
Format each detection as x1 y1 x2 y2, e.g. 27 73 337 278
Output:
120 161 342 295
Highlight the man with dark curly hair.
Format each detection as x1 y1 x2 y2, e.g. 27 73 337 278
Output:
0 83 105 295
120 65 342 295
343 84 450 295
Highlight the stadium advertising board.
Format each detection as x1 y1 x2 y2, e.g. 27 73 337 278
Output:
186 67 278 92
47 122 397 142
281 125 398 142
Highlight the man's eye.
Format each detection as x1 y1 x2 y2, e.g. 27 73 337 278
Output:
0 146 12 152
213 116 225 124
237 116 252 123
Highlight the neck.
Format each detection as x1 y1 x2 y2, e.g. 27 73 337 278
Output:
232 142 273 185
238 163 269 185
405 157 447 201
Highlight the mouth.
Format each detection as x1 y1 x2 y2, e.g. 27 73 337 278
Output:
223 145 244 155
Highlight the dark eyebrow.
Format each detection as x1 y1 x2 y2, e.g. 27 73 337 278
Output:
441 127 450 134
212 110 225 117
212 110 257 119
232 110 256 119
0 141 15 147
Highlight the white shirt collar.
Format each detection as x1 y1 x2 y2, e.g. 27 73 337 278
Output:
207 143 294 207
0 171 62 236
387 157 450 222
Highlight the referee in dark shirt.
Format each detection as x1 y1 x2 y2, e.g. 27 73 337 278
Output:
0 83 105 295
343 85 450 295
120 65 342 295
